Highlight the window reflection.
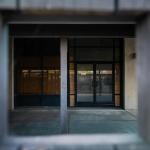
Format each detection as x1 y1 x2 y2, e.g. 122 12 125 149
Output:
19 69 60 95
14 38 60 107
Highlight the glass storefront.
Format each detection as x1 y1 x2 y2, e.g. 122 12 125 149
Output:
14 38 60 107
14 38 122 108
68 38 123 107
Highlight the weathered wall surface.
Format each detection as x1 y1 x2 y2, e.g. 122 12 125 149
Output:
125 38 138 110
119 0 150 10
20 0 114 11
0 0 150 12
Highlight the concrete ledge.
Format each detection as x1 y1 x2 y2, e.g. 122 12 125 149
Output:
119 0 150 11
20 0 114 12
117 144 150 150
0 0 17 10
0 0 150 12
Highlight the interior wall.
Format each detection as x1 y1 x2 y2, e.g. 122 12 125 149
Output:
125 38 138 110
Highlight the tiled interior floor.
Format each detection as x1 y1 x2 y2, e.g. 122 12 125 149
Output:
9 108 138 136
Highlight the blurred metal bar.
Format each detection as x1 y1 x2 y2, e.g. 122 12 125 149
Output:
0 0 16 9
136 14 150 142
0 16 9 141
60 38 68 133
9 37 14 111
8 14 136 24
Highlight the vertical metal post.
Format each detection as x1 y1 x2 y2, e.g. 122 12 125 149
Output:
136 14 150 142
0 15 9 141
9 37 14 111
60 38 68 133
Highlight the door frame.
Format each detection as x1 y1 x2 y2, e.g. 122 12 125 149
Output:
67 38 124 108
75 61 115 107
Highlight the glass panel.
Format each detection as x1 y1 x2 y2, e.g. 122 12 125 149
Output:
76 48 113 61
43 69 60 95
115 64 120 94
69 48 74 61
77 64 93 102
115 48 120 61
114 39 120 47
18 69 42 95
74 38 113 47
43 56 60 69
96 64 113 103
29 70 42 94
71 38 113 61
43 55 60 95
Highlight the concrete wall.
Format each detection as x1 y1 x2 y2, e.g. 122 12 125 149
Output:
125 38 138 110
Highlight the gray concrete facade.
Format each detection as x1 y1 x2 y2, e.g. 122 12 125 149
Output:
0 0 150 12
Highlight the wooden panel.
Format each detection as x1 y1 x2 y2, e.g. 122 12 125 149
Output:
115 95 120 107
69 63 75 95
115 64 120 94
70 95 75 107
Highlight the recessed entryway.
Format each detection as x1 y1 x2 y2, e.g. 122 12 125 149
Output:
13 37 123 108
68 38 123 108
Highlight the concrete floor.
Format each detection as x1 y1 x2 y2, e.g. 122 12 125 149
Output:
9 108 138 136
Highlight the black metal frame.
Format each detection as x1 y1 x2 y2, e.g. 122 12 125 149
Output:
120 39 125 109
68 38 124 108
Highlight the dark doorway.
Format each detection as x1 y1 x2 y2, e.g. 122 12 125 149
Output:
14 38 60 107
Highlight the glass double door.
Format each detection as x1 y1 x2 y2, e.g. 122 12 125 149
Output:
77 63 113 106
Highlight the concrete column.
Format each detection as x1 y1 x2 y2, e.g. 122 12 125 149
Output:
136 14 150 142
60 38 68 133
0 15 9 141
124 38 138 111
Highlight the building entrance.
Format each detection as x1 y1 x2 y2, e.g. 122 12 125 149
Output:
77 63 113 106
68 38 123 108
